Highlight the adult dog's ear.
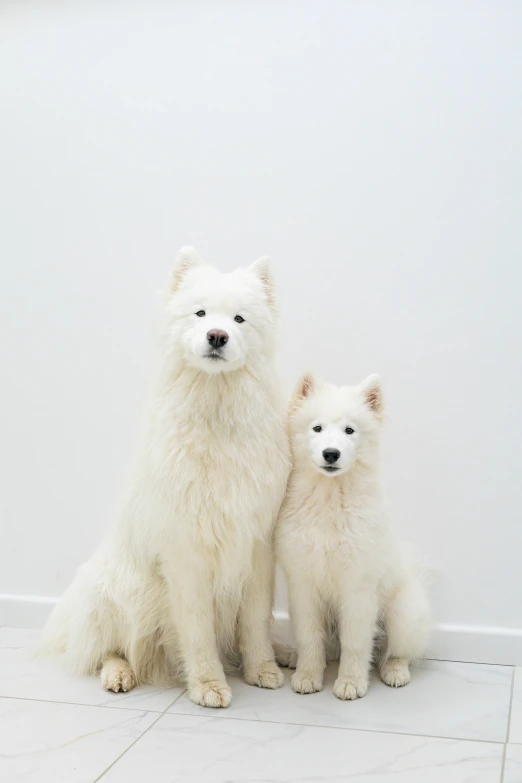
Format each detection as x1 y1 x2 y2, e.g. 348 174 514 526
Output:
170 246 205 292
289 373 317 417
248 256 276 308
359 374 384 420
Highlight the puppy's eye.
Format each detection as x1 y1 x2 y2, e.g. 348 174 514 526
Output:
195 310 206 317
345 427 355 435
313 425 322 433
234 315 244 323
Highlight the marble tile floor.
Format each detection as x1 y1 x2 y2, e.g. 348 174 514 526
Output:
0 626 519 782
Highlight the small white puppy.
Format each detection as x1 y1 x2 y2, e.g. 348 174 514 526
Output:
276 374 430 700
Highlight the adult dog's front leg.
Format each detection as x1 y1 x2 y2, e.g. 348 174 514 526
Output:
168 564 231 708
239 539 284 690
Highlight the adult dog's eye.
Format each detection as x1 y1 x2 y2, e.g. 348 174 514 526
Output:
234 315 244 323
313 425 322 433
195 310 206 317
345 427 355 435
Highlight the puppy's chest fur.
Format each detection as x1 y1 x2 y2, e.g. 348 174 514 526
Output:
277 474 382 599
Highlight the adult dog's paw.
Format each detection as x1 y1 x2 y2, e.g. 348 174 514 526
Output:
380 659 411 688
245 660 284 690
291 670 323 694
101 660 136 693
189 679 232 708
333 675 368 700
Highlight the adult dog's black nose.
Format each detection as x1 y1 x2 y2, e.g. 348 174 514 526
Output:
323 448 341 464
207 330 229 349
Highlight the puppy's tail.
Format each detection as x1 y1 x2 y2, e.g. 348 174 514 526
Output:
272 614 340 667
273 641 298 669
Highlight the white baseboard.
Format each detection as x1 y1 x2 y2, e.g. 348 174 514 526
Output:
0 594 59 630
429 622 522 667
2 596 521 666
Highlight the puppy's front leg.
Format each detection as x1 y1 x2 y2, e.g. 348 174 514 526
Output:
288 578 326 694
239 539 284 690
334 584 378 700
168 563 231 708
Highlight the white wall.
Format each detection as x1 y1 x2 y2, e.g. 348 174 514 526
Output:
1 1 521 661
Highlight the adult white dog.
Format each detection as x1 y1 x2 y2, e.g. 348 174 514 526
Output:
276 374 430 700
41 248 290 708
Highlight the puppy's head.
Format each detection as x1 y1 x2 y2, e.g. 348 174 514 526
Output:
163 247 278 374
289 374 384 477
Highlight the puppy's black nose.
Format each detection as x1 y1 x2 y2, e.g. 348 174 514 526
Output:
323 448 341 464
207 330 229 349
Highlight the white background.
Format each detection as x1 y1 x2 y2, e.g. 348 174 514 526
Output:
1 2 521 647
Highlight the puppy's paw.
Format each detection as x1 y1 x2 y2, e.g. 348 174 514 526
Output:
292 670 323 694
101 660 136 693
189 679 232 708
380 659 411 688
333 675 368 700
274 643 298 669
244 660 284 690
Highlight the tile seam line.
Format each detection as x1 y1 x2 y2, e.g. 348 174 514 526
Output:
500 667 517 782
162 688 187 711
0 692 506 745
163 709 506 745
427 658 515 668
92 689 187 781
92 711 166 783
0 693 183 714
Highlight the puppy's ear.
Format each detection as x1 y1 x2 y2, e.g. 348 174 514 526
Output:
170 246 205 292
248 256 276 308
289 372 316 416
359 374 384 420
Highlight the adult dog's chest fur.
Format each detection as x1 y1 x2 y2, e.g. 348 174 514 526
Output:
176 423 284 522
150 371 289 550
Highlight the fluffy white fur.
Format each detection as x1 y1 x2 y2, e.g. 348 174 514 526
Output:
40 247 290 707
275 374 430 699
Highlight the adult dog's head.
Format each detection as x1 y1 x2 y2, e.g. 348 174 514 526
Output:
289 374 384 477
163 247 278 374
